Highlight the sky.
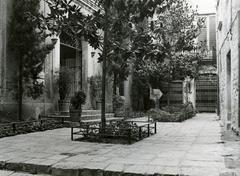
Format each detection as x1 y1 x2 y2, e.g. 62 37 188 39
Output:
188 0 217 14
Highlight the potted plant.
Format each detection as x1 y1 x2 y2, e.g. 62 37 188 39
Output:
69 90 86 122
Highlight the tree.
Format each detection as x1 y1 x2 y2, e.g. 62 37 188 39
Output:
9 0 55 120
31 0 172 129
133 0 206 106
96 0 172 128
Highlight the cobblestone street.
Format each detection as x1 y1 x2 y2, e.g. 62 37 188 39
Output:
0 113 239 176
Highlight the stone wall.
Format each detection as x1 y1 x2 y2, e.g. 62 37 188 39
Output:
217 0 240 132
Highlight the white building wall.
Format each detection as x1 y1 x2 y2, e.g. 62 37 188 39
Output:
217 0 240 132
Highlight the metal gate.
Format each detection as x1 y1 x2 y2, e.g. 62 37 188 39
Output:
196 74 218 112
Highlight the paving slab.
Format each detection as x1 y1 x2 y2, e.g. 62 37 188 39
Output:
0 113 240 176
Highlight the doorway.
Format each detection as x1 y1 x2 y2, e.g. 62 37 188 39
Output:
226 51 231 124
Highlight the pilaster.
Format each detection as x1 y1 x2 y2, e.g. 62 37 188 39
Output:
0 0 7 107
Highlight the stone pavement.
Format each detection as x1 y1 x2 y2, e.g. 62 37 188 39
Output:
0 113 240 176
0 170 50 176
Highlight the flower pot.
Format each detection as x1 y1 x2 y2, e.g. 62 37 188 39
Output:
58 100 70 112
69 109 82 122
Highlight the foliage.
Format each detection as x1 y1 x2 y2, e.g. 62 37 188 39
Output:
30 0 176 126
94 0 172 125
96 0 173 93
147 108 172 121
9 0 55 99
147 102 195 122
76 120 152 144
70 91 86 109
133 0 206 85
0 119 67 138
30 0 101 49
104 120 138 137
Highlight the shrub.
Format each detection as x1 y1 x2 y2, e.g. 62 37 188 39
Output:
70 91 86 110
147 108 172 122
147 102 196 122
161 105 182 114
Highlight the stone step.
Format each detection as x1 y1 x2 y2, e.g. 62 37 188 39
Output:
58 110 101 116
81 113 115 120
41 113 115 121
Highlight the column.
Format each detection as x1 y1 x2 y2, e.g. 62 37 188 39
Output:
0 0 7 107
75 40 82 91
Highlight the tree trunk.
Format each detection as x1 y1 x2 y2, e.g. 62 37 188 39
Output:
18 54 23 121
113 73 117 95
167 58 172 107
101 0 110 131
167 81 170 107
112 73 117 112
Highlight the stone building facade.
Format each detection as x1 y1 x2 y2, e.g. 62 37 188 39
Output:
0 0 113 120
217 0 240 132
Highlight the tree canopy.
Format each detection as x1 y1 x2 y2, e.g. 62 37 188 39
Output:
133 0 206 85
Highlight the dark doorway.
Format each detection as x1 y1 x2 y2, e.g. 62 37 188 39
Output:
226 51 231 122
59 32 82 100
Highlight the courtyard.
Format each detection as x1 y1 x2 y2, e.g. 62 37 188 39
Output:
0 113 239 176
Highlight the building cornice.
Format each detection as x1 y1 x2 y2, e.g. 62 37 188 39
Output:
198 13 216 16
